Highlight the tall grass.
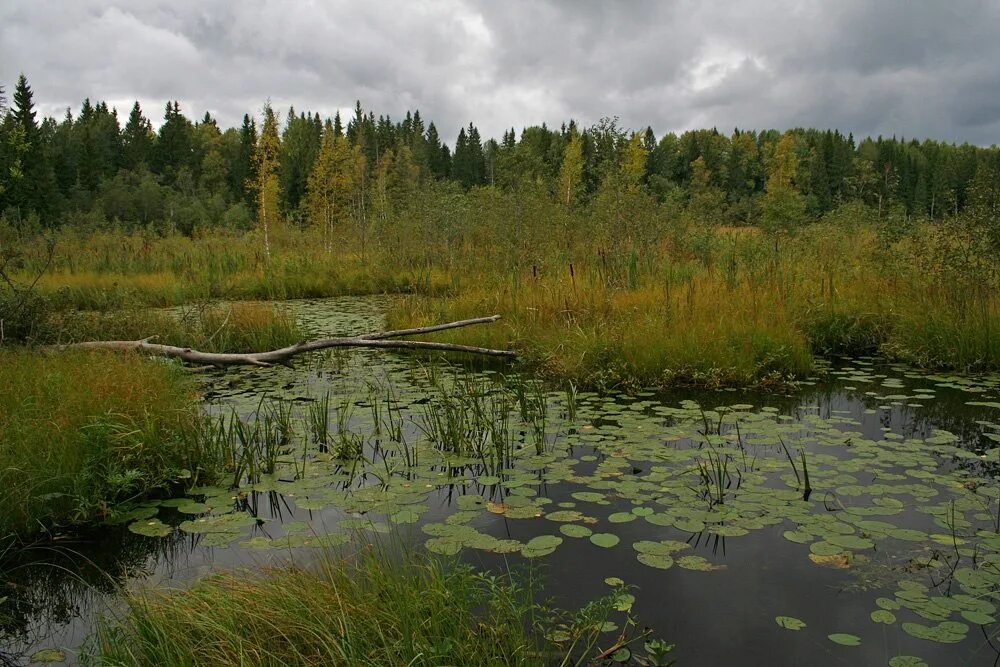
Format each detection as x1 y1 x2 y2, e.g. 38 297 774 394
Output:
8 199 1000 385
39 301 303 352
91 546 620 667
12 228 455 311
0 350 221 541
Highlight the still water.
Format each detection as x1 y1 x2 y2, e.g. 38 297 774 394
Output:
4 297 1000 666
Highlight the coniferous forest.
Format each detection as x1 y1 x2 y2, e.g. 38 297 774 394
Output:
2 73 998 233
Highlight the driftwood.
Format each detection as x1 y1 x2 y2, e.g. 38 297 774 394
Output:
58 315 515 367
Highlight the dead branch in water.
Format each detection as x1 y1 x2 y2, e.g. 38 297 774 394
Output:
55 315 515 367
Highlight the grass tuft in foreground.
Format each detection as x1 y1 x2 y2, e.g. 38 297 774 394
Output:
90 545 657 667
0 350 222 541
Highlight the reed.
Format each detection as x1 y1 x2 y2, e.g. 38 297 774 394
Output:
90 544 621 667
0 350 221 541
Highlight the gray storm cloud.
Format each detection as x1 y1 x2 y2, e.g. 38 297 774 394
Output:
1 0 998 145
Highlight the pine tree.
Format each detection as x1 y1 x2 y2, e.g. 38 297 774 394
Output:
122 101 154 170
6 74 56 218
153 101 193 183
425 122 447 178
230 114 257 207
278 109 322 215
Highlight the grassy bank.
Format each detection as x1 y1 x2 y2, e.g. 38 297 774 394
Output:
44 301 304 352
6 200 1000 388
91 546 642 667
10 229 456 311
385 222 1000 388
0 350 221 541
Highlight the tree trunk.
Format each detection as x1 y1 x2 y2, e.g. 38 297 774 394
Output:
54 315 515 367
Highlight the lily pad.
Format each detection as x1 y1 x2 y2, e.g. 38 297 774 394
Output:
590 533 620 548
775 616 806 630
828 633 861 646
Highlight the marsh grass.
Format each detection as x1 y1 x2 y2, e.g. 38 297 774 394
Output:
13 229 455 311
90 545 620 667
40 301 302 353
10 208 1000 387
0 350 222 541
387 271 814 389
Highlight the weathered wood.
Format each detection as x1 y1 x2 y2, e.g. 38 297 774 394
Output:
57 315 515 367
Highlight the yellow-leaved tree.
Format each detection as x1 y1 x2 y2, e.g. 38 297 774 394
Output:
306 129 363 253
251 102 281 260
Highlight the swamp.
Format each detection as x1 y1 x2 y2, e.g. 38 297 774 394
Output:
3 21 1000 663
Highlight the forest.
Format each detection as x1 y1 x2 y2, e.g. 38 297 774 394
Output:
2 73 998 233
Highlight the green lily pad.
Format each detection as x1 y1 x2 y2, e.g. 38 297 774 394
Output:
29 648 65 663
636 553 674 569
128 518 173 537
828 633 861 646
590 533 620 548
775 616 806 630
560 524 593 538
871 610 896 624
888 657 928 667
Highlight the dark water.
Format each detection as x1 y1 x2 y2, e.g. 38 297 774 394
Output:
4 296 1000 666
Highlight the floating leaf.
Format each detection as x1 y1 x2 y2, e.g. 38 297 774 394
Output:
676 555 722 571
901 621 968 643
560 524 593 538
960 610 995 625
828 633 861 646
783 530 813 544
888 657 928 667
871 610 896 624
425 537 462 555
128 518 173 538
775 616 806 631
590 533 620 548
809 553 850 569
29 649 65 663
637 553 673 569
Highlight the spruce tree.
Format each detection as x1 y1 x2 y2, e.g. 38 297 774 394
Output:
7 74 56 218
122 101 154 170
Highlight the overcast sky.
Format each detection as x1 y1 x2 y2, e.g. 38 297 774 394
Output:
2 0 999 146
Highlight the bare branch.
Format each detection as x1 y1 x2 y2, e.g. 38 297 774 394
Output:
52 315 515 366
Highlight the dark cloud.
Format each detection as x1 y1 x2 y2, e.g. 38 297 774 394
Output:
1 0 998 145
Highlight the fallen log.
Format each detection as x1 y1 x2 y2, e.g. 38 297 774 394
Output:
56 315 515 367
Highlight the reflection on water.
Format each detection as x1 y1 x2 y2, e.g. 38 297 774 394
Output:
4 297 1000 665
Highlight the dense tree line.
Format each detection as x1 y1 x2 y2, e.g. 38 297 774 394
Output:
1 73 998 236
